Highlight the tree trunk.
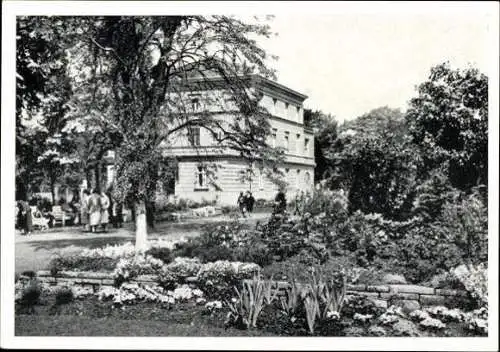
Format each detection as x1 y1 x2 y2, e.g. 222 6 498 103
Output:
135 199 148 252
49 171 56 204
86 168 92 191
94 163 101 193
145 163 159 229
146 200 156 229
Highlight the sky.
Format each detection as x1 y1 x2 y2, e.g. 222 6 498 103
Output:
255 9 495 122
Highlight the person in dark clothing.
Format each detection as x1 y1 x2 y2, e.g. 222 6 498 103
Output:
245 191 255 214
106 191 114 228
114 200 124 228
274 189 287 215
18 199 32 235
237 192 247 217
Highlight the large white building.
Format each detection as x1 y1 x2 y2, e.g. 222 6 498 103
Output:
161 74 315 205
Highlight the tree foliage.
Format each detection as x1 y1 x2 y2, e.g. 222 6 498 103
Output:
16 16 81 200
406 62 488 191
324 107 417 219
304 109 338 182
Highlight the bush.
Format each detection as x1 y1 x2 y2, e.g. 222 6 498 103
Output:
21 270 37 279
157 268 181 291
196 245 236 263
49 255 118 273
55 287 74 305
145 247 173 264
16 279 42 311
342 295 385 319
452 263 488 308
233 238 273 267
196 261 261 300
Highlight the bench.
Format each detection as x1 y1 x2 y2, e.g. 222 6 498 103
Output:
51 205 73 227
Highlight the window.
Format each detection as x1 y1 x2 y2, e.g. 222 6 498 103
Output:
195 165 207 189
285 102 289 110
296 169 301 188
284 131 290 151
304 138 310 153
296 106 301 122
217 130 224 143
191 97 201 111
296 134 301 153
188 126 201 146
271 128 277 148
304 172 311 185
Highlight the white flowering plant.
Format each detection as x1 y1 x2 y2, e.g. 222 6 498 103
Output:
97 282 205 307
452 263 488 307
197 261 261 299
419 317 446 330
113 255 165 285
377 305 406 326
424 306 464 322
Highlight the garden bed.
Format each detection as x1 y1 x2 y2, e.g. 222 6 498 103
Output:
15 192 488 337
35 269 472 311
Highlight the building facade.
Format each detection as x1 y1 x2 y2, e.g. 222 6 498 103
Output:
161 75 315 205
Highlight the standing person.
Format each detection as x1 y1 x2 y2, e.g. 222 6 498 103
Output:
106 190 115 228
81 189 90 232
294 191 305 216
88 189 101 233
114 199 124 228
100 191 110 233
18 199 32 235
274 188 287 215
246 191 255 215
237 191 247 218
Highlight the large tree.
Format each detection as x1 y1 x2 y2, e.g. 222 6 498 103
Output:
16 16 76 201
406 62 488 192
59 16 280 250
324 107 418 219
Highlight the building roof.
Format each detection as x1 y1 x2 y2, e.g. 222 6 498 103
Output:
175 71 308 104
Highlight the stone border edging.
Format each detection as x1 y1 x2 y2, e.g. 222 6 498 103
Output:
35 270 471 309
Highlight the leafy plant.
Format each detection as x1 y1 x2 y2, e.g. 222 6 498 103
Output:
225 274 279 329
279 279 303 318
55 286 74 305
16 279 42 313
303 292 320 334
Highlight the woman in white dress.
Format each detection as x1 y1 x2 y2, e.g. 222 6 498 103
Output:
100 191 110 233
88 189 101 233
81 189 91 232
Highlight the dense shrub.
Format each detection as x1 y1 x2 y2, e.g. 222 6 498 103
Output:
342 295 385 319
16 279 42 312
196 261 261 300
55 287 74 305
233 238 273 267
21 270 37 278
49 255 118 273
145 247 173 264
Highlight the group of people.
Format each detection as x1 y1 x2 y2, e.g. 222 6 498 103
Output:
237 191 255 217
236 189 309 218
80 189 123 233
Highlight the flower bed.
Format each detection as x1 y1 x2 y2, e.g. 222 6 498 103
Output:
28 196 487 337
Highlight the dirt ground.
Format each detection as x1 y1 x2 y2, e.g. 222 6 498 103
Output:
15 212 270 274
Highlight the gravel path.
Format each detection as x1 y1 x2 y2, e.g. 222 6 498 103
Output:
15 212 270 274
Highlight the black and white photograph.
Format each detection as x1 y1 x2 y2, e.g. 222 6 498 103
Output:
1 1 498 350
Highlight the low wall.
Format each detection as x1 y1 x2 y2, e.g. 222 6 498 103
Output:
36 271 471 310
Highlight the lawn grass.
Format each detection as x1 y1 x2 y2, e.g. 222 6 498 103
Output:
15 315 273 336
15 296 275 337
